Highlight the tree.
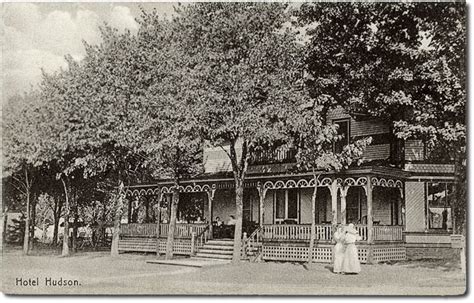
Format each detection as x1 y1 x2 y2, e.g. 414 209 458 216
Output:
36 25 156 256
136 9 204 259
298 2 466 234
167 2 311 262
2 93 43 254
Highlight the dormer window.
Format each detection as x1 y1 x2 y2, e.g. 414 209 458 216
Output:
334 119 350 154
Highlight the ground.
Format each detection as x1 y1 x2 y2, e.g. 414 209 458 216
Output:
1 247 466 295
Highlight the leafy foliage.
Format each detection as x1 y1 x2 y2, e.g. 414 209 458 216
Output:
299 1 466 233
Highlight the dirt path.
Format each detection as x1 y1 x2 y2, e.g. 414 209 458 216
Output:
1 251 466 295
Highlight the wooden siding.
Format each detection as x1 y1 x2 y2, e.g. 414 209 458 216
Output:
363 144 390 161
328 107 391 161
405 233 451 244
327 106 390 137
405 182 426 232
351 119 390 137
405 139 425 161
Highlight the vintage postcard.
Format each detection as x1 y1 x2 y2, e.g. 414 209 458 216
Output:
1 0 467 295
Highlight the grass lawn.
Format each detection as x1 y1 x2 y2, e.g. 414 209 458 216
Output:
1 247 466 295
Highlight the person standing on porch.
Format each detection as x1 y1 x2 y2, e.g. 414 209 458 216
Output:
342 223 362 274
332 224 345 274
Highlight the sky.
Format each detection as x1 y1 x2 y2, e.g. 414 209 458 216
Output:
2 2 178 103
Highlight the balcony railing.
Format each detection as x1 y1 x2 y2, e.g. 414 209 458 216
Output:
250 147 297 165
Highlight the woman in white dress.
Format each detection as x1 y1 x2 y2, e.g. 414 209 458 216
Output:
342 223 362 274
332 225 345 274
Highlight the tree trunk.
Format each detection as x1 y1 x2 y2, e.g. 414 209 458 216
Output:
111 181 125 256
61 177 70 257
3 211 8 247
166 186 179 260
72 204 79 253
232 181 244 262
308 173 320 264
23 188 30 255
155 198 162 256
53 214 59 246
453 147 466 235
52 197 63 246
29 194 37 251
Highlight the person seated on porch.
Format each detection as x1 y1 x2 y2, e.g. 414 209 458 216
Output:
221 215 235 238
213 217 224 238
215 216 223 227
227 215 236 225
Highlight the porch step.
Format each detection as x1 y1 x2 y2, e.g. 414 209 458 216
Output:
193 239 235 260
194 253 233 260
198 249 233 255
201 245 234 251
205 240 234 246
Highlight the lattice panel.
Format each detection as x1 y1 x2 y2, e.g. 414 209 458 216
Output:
358 247 368 263
310 247 333 263
158 240 192 254
263 244 369 263
372 246 406 262
263 245 309 261
119 237 192 255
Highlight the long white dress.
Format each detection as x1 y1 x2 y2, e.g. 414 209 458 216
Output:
342 232 362 274
333 230 345 273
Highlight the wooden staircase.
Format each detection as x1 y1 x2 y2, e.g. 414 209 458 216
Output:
193 239 234 260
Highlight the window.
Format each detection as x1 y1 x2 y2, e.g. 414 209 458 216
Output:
274 189 299 223
287 189 298 219
427 182 454 230
334 120 350 154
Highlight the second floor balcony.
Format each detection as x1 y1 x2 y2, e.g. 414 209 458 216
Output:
249 146 297 165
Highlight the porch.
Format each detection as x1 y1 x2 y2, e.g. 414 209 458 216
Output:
120 170 408 262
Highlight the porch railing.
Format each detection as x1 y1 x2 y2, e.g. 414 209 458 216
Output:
263 224 333 241
372 225 404 242
262 224 403 242
121 223 404 242
120 223 208 238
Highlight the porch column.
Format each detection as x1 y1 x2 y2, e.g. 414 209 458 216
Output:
257 182 268 228
340 187 348 225
155 192 162 256
399 187 405 228
330 180 338 225
127 194 132 223
367 178 374 244
206 188 216 239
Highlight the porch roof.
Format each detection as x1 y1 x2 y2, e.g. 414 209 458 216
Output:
125 166 410 195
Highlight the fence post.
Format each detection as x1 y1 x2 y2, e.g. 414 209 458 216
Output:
191 232 196 255
242 232 248 259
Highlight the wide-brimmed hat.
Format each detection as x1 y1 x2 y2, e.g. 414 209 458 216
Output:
345 223 358 235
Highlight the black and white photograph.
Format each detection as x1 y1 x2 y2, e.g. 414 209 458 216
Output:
1 0 467 296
